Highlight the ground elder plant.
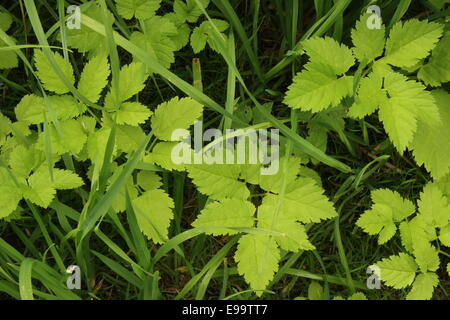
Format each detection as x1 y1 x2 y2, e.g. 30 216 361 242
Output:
0 0 449 301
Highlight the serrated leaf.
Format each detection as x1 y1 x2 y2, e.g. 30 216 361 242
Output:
115 0 161 19
48 95 85 121
258 156 300 193
378 72 439 153
164 13 191 51
78 55 110 103
136 171 162 191
284 62 353 112
439 225 450 247
104 62 148 109
174 0 209 23
38 119 88 156
417 183 450 228
413 240 440 273
418 35 450 86
356 204 397 244
151 97 203 141
0 35 18 69
187 163 249 200
371 189 416 222
145 142 188 171
23 169 56 208
406 272 438 300
130 16 178 69
132 189 174 244
64 3 113 54
192 199 255 235
262 178 337 224
114 124 146 154
257 201 315 252
190 19 229 53
15 95 45 124
34 50 75 94
410 90 450 179
351 14 386 63
302 36 355 75
347 292 368 300
376 253 418 289
0 168 22 218
384 19 444 68
235 234 280 295
348 72 387 119
8 145 41 178
116 102 152 126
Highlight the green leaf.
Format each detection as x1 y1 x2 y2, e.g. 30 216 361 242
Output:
302 36 355 75
307 282 324 300
284 62 353 112
0 11 13 31
65 3 113 54
190 19 229 53
145 142 187 171
406 272 438 300
114 124 147 154
0 168 22 218
47 95 85 121
104 62 148 109
136 171 162 191
439 225 450 247
410 90 450 179
192 199 255 235
37 119 88 156
8 145 41 178
50 169 84 190
347 292 368 300
14 95 45 124
34 50 75 94
413 241 440 273
87 127 117 165
116 102 152 126
375 253 418 289
0 35 18 69
347 72 387 119
187 163 249 200
78 55 111 103
257 201 315 252
418 34 450 86
22 170 56 208
130 16 178 69
371 189 416 222
377 72 439 153
258 156 300 194
174 0 210 23
384 19 444 68
151 97 203 141
235 234 280 295
27 166 84 190
115 0 161 19
351 14 386 63
132 189 174 244
164 13 191 51
356 204 397 244
261 178 337 224
417 183 450 228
